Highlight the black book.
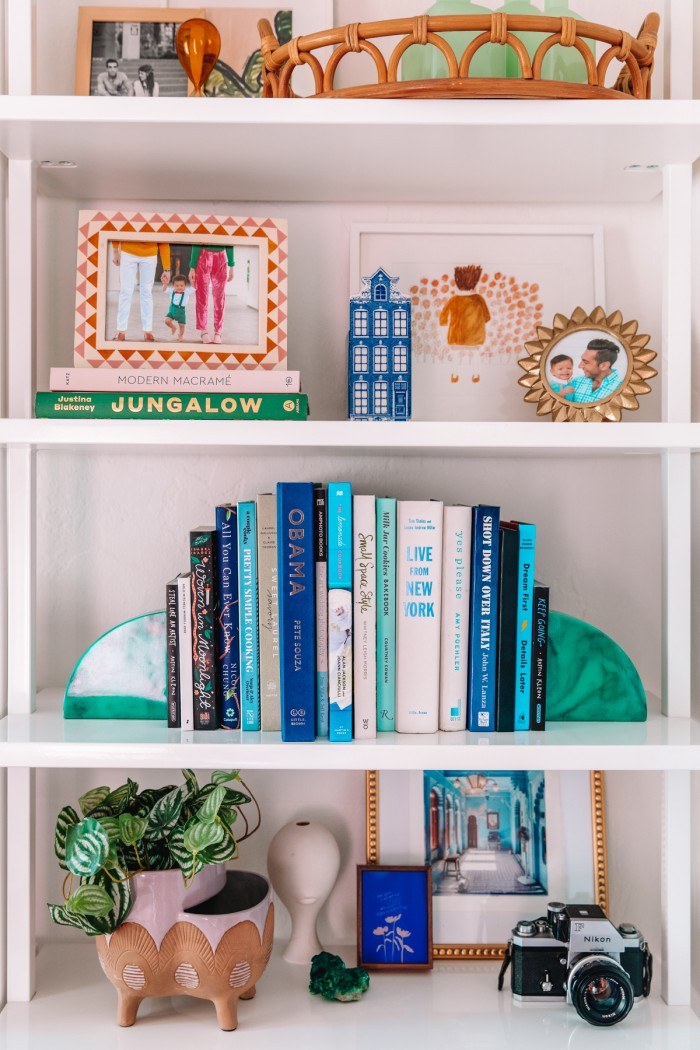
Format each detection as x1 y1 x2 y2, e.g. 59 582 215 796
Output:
530 583 550 731
190 527 219 730
495 523 519 731
166 578 180 728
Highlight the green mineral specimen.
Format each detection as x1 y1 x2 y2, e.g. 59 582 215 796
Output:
309 952 370 1002
548 612 646 721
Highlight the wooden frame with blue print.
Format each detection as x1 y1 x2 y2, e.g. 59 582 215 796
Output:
366 771 608 961
357 865 433 971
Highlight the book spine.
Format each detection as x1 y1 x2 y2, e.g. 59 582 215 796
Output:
467 506 500 732
35 391 309 420
376 497 396 732
530 584 549 731
327 482 353 742
190 530 218 730
514 523 536 731
439 506 471 731
256 493 281 732
50 367 301 393
353 495 377 739
166 579 180 728
495 525 520 732
314 486 329 738
395 500 443 734
215 504 241 730
277 482 317 741
176 574 194 731
237 502 261 731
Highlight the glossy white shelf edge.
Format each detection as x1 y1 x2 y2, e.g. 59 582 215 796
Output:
0 942 697 1050
0 690 697 770
0 419 698 452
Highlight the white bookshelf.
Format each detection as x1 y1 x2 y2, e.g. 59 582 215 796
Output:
0 0 698 1040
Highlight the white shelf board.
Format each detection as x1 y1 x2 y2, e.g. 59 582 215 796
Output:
0 97 698 202
0 690 698 770
0 941 696 1049
0 419 699 453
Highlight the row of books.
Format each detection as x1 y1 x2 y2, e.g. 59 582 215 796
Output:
167 483 549 738
34 366 308 420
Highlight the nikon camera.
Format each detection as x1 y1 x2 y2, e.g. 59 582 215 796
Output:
498 902 652 1027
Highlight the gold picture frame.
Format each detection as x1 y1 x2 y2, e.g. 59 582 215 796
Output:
518 306 657 422
365 770 608 961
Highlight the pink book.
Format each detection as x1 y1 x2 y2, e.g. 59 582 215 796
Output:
50 367 300 394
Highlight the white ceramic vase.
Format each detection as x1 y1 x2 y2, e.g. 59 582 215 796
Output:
267 820 341 964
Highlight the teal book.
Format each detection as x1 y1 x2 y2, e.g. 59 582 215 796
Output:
512 521 536 731
376 497 396 732
328 482 353 742
237 501 260 731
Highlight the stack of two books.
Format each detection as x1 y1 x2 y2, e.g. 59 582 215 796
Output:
35 367 308 420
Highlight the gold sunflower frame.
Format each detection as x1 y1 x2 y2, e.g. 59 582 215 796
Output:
518 306 657 422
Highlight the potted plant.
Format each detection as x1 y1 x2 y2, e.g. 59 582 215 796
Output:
48 768 273 1031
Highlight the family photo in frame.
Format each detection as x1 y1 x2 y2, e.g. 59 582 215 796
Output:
74 211 288 370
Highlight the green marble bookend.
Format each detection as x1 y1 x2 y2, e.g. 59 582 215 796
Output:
309 952 370 1002
548 611 646 721
64 611 168 720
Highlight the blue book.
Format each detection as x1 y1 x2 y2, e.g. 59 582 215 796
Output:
277 482 317 741
237 501 260 731
216 504 241 730
376 497 396 732
314 485 329 737
327 482 353 742
467 505 500 732
512 521 536 731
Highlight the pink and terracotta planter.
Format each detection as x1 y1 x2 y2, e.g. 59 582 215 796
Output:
96 867 274 1030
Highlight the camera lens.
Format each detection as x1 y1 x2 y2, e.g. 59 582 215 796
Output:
568 956 634 1027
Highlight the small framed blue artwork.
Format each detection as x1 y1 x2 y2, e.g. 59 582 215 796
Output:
357 865 432 970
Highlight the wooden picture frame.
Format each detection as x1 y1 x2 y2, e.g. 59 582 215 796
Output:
357 865 433 971
518 306 658 423
74 210 288 370
75 4 333 97
366 770 608 961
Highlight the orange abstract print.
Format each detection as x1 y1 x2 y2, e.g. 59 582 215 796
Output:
411 270 543 362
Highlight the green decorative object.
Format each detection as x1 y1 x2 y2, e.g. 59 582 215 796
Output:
401 0 505 82
548 612 646 722
309 952 370 1002
64 611 167 720
540 0 595 84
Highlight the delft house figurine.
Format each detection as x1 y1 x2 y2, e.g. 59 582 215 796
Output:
348 268 411 421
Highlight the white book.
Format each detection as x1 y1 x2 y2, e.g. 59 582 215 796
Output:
49 366 301 393
439 505 472 731
176 572 194 732
395 500 443 734
353 495 377 739
256 493 281 732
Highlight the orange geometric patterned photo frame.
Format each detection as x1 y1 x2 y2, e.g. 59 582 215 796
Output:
74 210 288 370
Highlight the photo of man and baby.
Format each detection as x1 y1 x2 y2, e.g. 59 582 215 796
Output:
545 329 627 406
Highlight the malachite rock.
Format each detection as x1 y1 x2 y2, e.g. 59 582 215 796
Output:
309 952 370 1002
64 611 168 720
548 612 646 722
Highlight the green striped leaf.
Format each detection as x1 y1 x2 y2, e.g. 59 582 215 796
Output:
182 769 199 795
197 785 226 825
118 814 147 846
211 769 240 786
66 884 114 918
104 779 138 815
65 818 110 877
184 819 224 854
48 903 95 933
54 806 80 870
78 787 110 817
130 787 175 817
98 816 121 844
200 832 238 865
167 827 203 881
146 783 189 841
82 872 132 934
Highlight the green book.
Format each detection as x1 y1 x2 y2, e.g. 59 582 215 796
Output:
35 391 308 420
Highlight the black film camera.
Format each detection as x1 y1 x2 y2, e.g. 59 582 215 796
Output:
498 902 652 1027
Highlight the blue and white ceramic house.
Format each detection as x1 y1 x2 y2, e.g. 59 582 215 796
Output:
348 267 411 421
